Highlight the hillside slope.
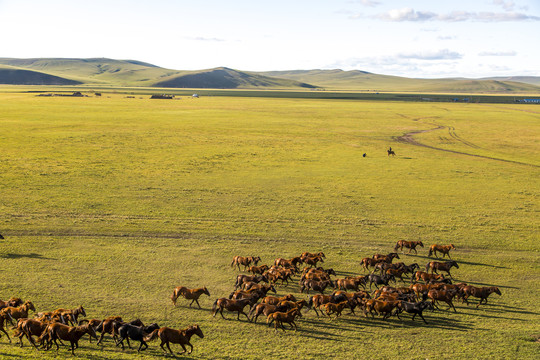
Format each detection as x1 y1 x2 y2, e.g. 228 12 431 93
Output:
154 67 317 89
0 58 538 93
0 66 82 85
259 69 540 93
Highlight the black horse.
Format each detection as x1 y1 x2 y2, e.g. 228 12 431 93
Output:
116 323 160 351
368 274 395 289
401 301 434 324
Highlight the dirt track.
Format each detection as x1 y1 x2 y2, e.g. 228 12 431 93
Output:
393 124 539 168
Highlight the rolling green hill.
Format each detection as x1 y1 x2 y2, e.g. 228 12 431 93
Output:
154 67 316 89
0 57 538 93
258 69 540 93
0 66 82 85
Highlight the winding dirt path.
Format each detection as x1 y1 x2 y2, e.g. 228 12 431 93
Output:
393 124 539 168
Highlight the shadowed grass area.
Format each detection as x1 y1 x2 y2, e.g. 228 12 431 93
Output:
0 92 538 359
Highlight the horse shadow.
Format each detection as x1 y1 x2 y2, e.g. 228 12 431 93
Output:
1 252 53 260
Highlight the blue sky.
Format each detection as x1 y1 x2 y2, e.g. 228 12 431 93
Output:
0 0 538 78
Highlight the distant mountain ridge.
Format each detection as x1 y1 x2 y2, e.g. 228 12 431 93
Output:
0 57 538 93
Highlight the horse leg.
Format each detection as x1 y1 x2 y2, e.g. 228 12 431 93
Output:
220 308 226 320
178 343 187 354
0 326 11 343
241 310 250 322
189 299 195 307
419 312 428 324
188 342 194 354
195 299 202 309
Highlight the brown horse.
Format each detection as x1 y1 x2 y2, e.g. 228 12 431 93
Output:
0 301 36 325
300 279 333 294
171 287 210 308
211 298 253 321
361 257 380 272
428 244 456 258
267 308 301 332
40 322 97 355
231 256 261 271
261 294 296 306
427 289 458 312
373 253 400 263
335 277 366 291
145 324 203 355
426 261 459 277
324 300 350 317
412 271 446 284
51 305 86 325
459 286 501 307
301 251 325 259
247 264 269 275
0 297 23 310
394 240 424 254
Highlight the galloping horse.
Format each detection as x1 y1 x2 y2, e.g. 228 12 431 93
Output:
231 256 261 271
145 324 204 355
459 286 501 308
426 261 459 278
428 244 456 258
267 308 301 332
51 305 86 325
211 298 253 321
387 149 396 156
171 287 211 308
394 240 424 254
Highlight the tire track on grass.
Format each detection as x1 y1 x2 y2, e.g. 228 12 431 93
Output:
393 125 539 168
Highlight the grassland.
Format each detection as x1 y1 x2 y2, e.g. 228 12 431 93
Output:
0 91 538 359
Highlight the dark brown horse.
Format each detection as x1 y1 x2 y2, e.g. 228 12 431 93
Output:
373 253 400 263
171 287 210 308
300 279 333 294
211 298 253 321
428 244 456 258
459 286 501 308
361 257 380 272
394 240 424 254
427 289 458 312
145 324 203 354
426 261 459 277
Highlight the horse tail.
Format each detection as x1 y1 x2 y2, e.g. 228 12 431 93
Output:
230 257 236 267
143 329 159 342
428 247 433 257
211 299 219 314
425 263 430 272
411 271 417 284
307 296 313 309
394 242 400 251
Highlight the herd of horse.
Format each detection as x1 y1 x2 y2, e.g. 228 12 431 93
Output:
171 243 500 333
1 240 502 354
0 301 203 355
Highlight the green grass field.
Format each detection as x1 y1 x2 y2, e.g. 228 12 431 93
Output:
0 91 538 359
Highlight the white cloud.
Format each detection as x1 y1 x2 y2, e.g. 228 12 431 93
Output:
398 49 462 60
375 8 540 22
357 0 381 7
479 50 517 56
493 0 516 11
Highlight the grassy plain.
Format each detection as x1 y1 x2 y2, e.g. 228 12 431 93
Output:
0 91 538 359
